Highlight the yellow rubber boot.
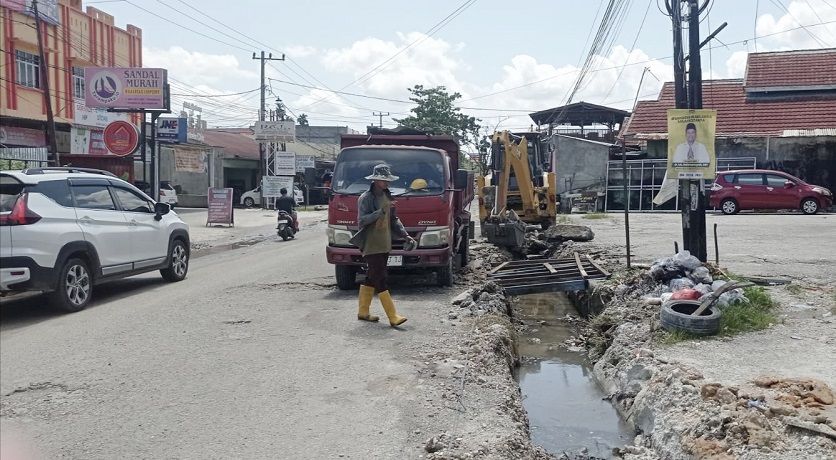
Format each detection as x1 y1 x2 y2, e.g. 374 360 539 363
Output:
378 290 407 327
357 285 379 322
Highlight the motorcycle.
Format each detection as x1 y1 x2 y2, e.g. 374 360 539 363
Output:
276 210 296 241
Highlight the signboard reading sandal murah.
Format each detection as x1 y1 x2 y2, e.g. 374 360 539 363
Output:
84 67 168 110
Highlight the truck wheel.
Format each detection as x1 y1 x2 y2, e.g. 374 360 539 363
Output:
437 258 454 287
458 237 470 269
660 300 721 336
50 257 92 312
335 265 357 290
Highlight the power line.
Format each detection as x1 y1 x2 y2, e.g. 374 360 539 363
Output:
602 0 654 103
769 0 830 46
170 88 260 97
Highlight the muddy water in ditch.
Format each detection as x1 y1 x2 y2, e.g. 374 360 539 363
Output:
514 293 632 458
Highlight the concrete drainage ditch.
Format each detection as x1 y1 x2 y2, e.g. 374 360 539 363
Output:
512 293 633 458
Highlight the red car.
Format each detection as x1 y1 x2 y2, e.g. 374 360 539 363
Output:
709 169 832 215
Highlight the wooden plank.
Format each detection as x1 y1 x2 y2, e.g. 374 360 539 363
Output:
574 252 589 279
500 258 575 267
494 274 585 284
585 255 611 277
489 261 510 275
543 263 557 274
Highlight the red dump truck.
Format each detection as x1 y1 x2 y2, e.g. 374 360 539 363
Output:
325 131 474 289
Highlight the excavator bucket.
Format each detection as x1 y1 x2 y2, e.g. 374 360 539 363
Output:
483 219 526 248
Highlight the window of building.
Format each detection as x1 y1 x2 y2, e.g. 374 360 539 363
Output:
15 50 40 89
72 66 85 99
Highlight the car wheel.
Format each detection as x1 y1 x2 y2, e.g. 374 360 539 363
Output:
244 197 255 208
335 265 357 290
50 258 92 312
801 198 819 215
720 198 739 215
161 239 189 282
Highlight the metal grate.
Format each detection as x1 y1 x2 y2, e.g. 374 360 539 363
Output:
488 253 610 295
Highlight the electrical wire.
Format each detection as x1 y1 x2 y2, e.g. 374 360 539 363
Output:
769 0 830 46
602 0 653 103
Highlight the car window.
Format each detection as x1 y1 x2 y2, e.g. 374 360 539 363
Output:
33 180 73 207
765 175 789 187
722 174 736 184
112 187 153 213
0 175 24 212
72 185 117 210
736 174 764 186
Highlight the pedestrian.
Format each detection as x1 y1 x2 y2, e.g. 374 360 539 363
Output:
349 164 416 327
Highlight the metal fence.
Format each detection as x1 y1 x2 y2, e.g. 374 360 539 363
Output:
604 157 757 212
0 147 49 170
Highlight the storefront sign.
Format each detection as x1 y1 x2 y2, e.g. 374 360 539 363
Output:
174 150 207 173
207 188 234 226
73 100 129 128
262 176 294 198
84 67 167 110
666 109 717 180
0 126 46 147
254 120 295 143
103 121 140 157
274 152 296 176
156 117 188 143
295 154 315 172
1 0 60 25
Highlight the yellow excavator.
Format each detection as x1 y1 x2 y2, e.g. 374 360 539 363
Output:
477 130 557 247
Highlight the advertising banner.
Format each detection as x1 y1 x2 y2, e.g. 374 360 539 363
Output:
156 117 188 143
73 100 129 128
102 121 140 157
0 126 45 147
295 154 316 172
84 67 167 110
174 151 207 173
666 109 717 180
0 0 60 24
274 152 297 176
254 120 295 143
71 127 115 155
262 176 294 198
207 188 234 226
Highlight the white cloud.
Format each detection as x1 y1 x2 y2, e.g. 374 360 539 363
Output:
755 0 836 49
284 45 317 58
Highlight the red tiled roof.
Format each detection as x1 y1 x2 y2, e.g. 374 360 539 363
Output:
745 48 836 89
624 79 836 138
203 129 259 159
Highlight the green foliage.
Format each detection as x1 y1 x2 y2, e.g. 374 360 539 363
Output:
394 85 481 149
297 113 309 126
660 329 699 345
785 283 804 295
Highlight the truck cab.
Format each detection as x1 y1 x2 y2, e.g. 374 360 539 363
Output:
326 133 473 289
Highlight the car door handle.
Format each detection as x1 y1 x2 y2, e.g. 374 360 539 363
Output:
79 216 93 223
766 187 774 191
734 186 741 190
129 219 138 226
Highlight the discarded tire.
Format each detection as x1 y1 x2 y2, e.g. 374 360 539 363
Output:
660 300 722 336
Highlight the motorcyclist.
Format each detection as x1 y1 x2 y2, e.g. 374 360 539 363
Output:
276 187 298 232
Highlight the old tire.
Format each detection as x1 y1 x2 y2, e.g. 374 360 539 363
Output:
50 258 92 312
161 239 189 282
335 265 357 290
244 197 255 208
801 198 819 215
437 258 454 287
660 300 721 336
720 198 739 215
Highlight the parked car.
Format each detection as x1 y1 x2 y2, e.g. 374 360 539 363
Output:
1 167 190 312
240 185 304 207
133 180 179 209
709 169 833 215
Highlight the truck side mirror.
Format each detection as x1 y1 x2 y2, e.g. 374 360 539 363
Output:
454 169 469 190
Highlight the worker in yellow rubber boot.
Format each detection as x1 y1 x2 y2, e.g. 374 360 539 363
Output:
348 164 416 327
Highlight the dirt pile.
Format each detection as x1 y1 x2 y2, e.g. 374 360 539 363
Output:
457 241 513 286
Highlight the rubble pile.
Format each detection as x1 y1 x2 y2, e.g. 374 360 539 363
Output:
457 241 513 285
515 224 596 259
448 281 511 320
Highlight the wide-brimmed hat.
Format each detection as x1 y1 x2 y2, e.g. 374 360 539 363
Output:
365 164 399 182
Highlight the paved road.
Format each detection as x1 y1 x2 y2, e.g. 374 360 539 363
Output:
1 224 457 459
569 211 836 284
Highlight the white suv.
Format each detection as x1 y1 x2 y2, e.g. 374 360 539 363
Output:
0 168 190 312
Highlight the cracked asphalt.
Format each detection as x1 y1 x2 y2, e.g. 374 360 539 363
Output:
0 222 461 459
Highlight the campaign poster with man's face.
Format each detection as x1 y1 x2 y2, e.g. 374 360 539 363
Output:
667 109 717 180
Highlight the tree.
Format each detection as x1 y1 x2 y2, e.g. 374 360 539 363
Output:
394 85 481 150
297 113 309 126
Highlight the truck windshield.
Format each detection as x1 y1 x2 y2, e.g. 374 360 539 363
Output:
333 148 446 195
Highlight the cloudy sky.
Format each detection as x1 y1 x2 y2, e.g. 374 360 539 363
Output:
90 0 836 135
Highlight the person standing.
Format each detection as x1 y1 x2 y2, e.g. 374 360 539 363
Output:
349 164 416 327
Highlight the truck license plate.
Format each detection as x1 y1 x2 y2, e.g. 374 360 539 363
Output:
387 256 403 267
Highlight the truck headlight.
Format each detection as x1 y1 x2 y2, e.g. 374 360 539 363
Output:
327 225 354 246
813 187 832 197
419 227 450 248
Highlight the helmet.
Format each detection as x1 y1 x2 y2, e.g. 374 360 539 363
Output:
410 178 428 190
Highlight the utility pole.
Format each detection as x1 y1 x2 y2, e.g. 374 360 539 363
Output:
372 111 389 128
32 0 58 165
252 51 285 180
